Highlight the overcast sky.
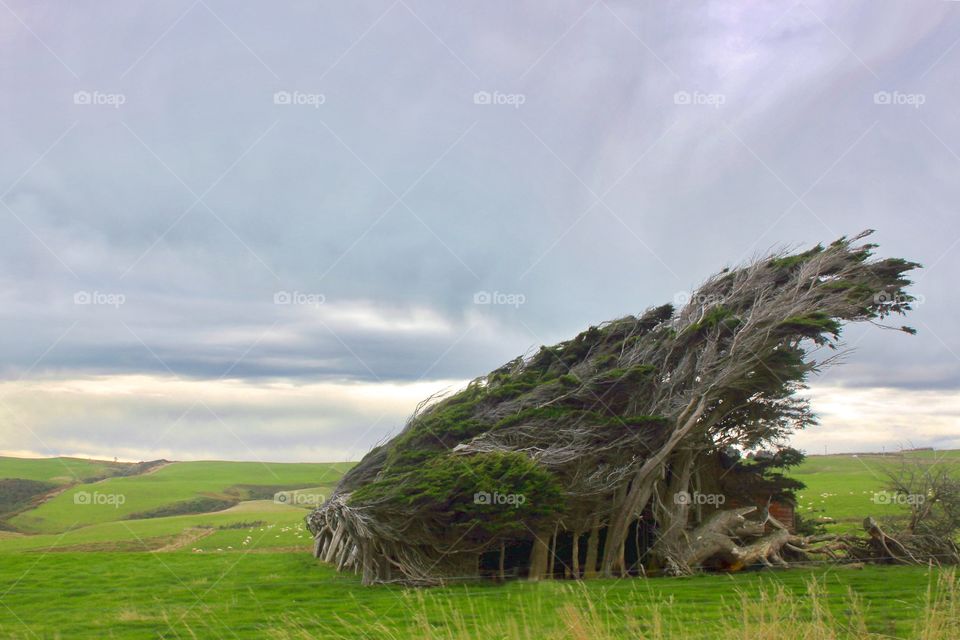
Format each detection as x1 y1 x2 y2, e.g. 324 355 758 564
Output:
1 0 958 463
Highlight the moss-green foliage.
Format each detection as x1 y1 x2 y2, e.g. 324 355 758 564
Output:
558 373 580 387
777 312 841 344
351 451 564 538
769 245 824 270
386 362 581 471
590 364 656 388
681 306 742 339
124 497 237 520
224 483 329 501
0 479 57 520
386 384 489 470
492 406 579 430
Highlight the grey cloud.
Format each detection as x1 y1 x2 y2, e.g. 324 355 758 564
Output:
2 0 959 458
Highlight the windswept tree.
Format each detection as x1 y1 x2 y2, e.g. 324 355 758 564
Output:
309 231 923 585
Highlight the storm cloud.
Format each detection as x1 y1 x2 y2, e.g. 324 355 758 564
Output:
1 0 958 461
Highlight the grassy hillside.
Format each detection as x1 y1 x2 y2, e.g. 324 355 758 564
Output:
8 460 351 533
0 500 312 553
0 456 130 484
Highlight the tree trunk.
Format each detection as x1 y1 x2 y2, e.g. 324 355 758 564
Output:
498 541 505 580
323 521 346 564
549 524 559 579
584 519 600 579
528 530 550 581
602 397 710 575
571 530 580 579
650 449 695 560
651 506 796 575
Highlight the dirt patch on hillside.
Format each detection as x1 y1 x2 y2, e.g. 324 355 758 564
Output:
34 527 215 553
152 527 216 552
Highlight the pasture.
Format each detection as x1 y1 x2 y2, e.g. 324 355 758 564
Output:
0 452 956 638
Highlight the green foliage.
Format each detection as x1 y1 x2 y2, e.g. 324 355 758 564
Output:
0 479 57 520
493 405 580 430
725 447 809 504
386 363 584 471
769 245 824 270
681 306 741 339
224 484 321 501
351 451 564 539
591 364 656 385
777 312 842 344
124 497 238 520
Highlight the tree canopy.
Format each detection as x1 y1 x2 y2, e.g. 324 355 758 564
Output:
308 231 923 584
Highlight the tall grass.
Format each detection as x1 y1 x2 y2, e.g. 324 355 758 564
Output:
269 570 958 640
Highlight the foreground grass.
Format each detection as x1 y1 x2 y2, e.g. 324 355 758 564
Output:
0 554 953 639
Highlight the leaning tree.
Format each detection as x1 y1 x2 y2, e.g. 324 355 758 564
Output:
308 231 926 585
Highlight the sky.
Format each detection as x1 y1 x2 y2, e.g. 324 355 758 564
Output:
1 0 958 463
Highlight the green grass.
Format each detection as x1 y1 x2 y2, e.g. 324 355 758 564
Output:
0 500 312 553
0 456 126 484
0 554 948 638
793 450 960 532
0 452 957 638
8 460 351 533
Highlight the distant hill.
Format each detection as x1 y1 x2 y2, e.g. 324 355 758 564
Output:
0 456 353 553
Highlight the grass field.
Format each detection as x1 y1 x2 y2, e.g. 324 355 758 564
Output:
0 455 128 484
0 452 957 638
0 554 952 638
794 450 960 532
8 460 351 533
